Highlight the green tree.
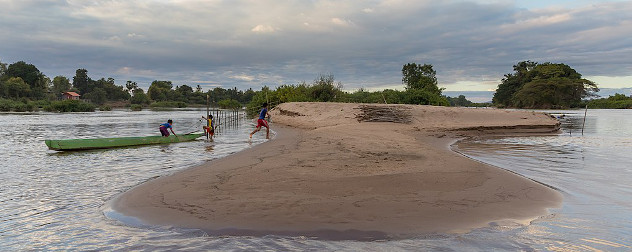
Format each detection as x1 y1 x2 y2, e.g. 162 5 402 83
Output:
400 63 447 105
217 98 242 109
588 93 632 109
513 78 596 108
493 61 538 107
33 76 51 100
4 77 31 98
0 60 7 81
448 95 473 107
277 84 310 103
84 87 107 105
147 80 173 101
344 88 379 103
125 81 138 91
381 89 406 104
310 74 342 102
52 76 72 95
6 61 42 87
72 69 90 95
130 88 151 105
0 60 6 98
241 88 256 104
175 85 194 102
403 88 449 106
188 90 207 105
5 61 47 99
93 78 129 101
402 63 441 95
246 86 277 116
125 81 138 94
0 61 7 78
493 61 598 108
209 87 228 103
608 93 631 101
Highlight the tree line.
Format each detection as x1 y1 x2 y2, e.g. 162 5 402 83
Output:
0 60 453 112
3 58 624 113
587 93 632 109
244 63 452 115
0 60 256 112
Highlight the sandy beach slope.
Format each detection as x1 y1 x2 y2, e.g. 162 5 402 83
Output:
111 102 563 239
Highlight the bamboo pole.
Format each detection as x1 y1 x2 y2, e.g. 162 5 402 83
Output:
581 105 588 136
206 95 210 139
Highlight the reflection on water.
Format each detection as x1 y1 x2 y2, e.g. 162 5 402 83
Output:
0 109 269 250
1 109 632 251
454 109 632 251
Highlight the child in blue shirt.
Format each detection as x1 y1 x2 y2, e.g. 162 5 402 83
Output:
159 119 177 137
250 103 270 139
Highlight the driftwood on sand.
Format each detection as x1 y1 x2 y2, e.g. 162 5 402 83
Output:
354 105 412 123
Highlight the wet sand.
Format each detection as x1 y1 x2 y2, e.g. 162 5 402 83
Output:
111 102 563 239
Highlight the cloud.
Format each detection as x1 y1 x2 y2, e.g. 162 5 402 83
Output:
508 13 572 30
127 33 145 38
231 74 256 82
331 17 355 27
251 25 277 33
115 67 155 77
0 0 631 92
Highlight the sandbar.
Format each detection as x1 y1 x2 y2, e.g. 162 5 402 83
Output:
111 102 563 239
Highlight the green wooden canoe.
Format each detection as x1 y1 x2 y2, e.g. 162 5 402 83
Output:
45 132 205 151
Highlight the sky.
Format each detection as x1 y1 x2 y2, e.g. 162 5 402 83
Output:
1 0 631 102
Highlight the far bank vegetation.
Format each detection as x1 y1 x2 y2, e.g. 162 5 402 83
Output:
2 58 626 113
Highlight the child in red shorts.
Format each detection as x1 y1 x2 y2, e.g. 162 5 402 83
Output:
249 103 270 139
202 114 215 140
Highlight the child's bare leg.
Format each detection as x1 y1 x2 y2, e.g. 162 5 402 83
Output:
250 127 260 138
266 127 270 139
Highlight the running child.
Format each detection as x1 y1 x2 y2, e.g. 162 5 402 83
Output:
249 103 270 139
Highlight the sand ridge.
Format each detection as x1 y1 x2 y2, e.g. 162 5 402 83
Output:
111 102 562 239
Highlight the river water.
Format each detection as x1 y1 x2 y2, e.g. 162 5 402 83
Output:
1 108 631 251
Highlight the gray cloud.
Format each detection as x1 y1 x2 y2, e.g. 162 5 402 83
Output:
1 0 631 92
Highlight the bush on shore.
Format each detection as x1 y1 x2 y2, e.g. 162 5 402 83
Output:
44 100 96 112
217 99 242 109
149 101 187 108
587 93 632 109
0 99 37 112
130 104 143 111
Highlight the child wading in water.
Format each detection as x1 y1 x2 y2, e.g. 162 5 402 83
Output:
202 114 215 141
250 103 270 139
159 119 177 137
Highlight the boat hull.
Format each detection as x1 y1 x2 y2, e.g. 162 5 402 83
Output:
45 133 205 151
